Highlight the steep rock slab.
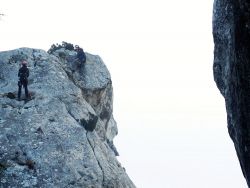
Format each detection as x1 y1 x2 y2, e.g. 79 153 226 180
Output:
0 48 135 188
213 0 250 187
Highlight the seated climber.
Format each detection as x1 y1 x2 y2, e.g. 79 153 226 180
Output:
75 46 86 64
18 60 29 101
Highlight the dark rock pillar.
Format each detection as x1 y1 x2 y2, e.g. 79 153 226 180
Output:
213 0 250 186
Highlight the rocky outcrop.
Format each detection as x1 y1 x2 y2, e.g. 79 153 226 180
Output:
213 0 250 187
0 47 135 187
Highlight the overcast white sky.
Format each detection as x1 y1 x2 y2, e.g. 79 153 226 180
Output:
0 0 248 187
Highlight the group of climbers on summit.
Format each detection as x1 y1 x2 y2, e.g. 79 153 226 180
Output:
17 42 86 101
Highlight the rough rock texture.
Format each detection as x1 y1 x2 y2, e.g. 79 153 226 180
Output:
0 47 135 188
213 0 250 187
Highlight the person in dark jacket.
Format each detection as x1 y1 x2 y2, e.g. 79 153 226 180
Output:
18 60 29 100
75 46 86 64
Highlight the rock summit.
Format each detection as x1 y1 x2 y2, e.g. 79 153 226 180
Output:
0 46 135 188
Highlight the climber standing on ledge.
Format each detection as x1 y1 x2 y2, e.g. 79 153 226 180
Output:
18 60 29 101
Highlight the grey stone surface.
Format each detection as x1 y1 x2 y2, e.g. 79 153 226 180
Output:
213 1 250 187
0 47 135 188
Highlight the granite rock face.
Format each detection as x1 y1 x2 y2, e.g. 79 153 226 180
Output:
0 47 135 188
213 0 250 187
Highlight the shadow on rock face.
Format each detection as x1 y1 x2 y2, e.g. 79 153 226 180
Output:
80 113 98 132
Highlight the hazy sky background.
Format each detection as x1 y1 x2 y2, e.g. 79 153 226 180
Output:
0 0 248 187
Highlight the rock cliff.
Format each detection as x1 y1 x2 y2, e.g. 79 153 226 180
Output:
213 0 250 187
0 47 136 188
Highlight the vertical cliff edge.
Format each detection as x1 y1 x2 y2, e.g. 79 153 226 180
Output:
0 47 136 188
213 0 250 187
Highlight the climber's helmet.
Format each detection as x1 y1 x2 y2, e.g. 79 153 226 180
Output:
22 60 28 66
